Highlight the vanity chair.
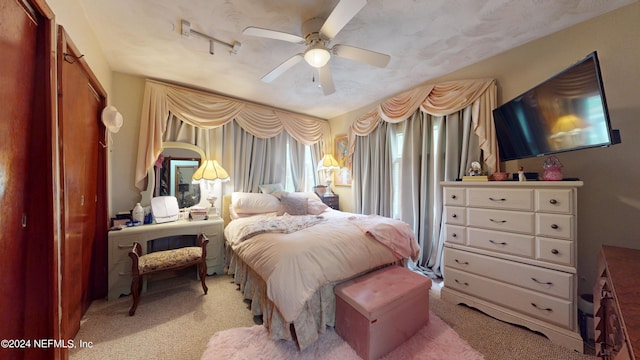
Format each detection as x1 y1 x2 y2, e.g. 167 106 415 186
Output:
128 233 209 316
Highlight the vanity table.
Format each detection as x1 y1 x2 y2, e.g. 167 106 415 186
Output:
107 218 224 300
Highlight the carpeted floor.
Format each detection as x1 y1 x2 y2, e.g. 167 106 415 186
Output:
71 273 596 360
201 312 483 360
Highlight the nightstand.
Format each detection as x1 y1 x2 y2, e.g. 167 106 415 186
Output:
321 194 339 210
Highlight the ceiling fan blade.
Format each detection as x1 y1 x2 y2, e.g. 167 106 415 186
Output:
261 54 304 83
332 44 390 68
318 65 335 95
242 27 304 44
319 0 367 40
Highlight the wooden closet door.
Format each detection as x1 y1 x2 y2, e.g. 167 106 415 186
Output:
58 27 106 340
0 0 38 348
1 1 57 358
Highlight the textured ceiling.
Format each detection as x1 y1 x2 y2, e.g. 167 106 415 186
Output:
78 0 635 119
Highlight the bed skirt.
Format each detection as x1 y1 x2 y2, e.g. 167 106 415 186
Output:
227 248 337 350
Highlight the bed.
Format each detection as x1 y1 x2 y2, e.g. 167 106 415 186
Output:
222 191 420 350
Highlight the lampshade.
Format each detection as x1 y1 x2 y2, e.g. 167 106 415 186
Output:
304 45 331 68
317 154 340 171
192 160 230 182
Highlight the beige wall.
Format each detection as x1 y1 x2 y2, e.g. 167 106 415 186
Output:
47 0 112 95
109 74 147 214
330 2 640 294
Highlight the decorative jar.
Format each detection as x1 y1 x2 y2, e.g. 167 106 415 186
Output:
542 156 564 181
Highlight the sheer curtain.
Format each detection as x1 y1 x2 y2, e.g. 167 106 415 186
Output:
352 121 394 217
160 115 322 194
401 108 479 278
231 121 286 192
135 79 331 190
350 79 496 278
163 114 210 150
352 107 479 277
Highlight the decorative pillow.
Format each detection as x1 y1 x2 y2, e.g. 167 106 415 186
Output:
280 195 308 216
286 191 321 202
259 183 285 199
307 199 329 215
231 192 281 214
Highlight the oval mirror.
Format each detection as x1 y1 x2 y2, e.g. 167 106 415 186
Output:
140 142 206 208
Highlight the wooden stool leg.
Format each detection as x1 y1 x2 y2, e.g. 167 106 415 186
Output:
129 275 142 316
199 260 208 295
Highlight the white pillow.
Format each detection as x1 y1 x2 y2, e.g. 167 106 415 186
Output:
229 204 277 220
231 192 281 214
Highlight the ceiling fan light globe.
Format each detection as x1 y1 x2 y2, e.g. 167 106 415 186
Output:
304 47 331 68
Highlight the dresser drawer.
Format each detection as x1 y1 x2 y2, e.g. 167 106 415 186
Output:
467 208 534 234
444 206 466 225
444 187 466 206
109 235 141 264
445 224 466 245
444 267 573 329
536 213 573 240
107 260 132 300
467 188 533 211
535 189 573 214
444 247 573 299
536 237 574 266
468 228 535 258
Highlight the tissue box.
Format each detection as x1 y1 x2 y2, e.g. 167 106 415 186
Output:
151 196 179 223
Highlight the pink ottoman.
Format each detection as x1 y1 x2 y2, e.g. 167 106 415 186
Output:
334 266 431 360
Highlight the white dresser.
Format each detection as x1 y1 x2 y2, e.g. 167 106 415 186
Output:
107 218 224 300
440 181 584 352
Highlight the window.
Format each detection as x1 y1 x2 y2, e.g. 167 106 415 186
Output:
391 131 404 219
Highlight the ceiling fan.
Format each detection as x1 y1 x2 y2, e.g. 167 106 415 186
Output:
242 0 391 95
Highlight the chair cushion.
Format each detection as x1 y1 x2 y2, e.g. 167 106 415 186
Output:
138 246 202 273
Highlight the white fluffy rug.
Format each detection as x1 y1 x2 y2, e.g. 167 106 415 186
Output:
201 311 483 359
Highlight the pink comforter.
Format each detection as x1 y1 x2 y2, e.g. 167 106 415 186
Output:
224 211 419 323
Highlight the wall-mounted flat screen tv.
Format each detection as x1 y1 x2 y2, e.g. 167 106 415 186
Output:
493 51 618 162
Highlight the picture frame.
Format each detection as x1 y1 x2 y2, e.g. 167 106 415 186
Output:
334 135 352 186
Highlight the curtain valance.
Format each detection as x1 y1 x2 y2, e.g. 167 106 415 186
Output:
135 79 331 190
348 79 498 174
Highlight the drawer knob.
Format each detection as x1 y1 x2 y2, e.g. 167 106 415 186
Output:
452 214 458 218
549 199 558 204
531 277 554 286
452 233 458 238
489 197 506 202
489 218 507 224
550 224 559 230
531 303 553 312
551 249 559 255
451 195 457 199
454 279 469 286
455 259 469 265
489 239 507 246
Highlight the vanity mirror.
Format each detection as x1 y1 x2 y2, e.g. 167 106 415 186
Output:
140 142 207 209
